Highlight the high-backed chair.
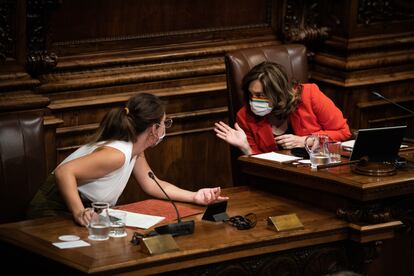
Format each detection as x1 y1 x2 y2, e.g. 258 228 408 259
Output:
226 44 309 125
0 115 47 223
225 44 309 184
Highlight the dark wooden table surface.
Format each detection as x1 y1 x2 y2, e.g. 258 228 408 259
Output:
238 148 414 202
0 186 365 274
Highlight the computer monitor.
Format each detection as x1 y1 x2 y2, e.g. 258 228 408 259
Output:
350 125 407 162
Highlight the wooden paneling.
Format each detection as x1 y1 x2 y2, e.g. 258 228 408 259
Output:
310 0 414 138
50 0 269 44
0 0 282 198
1 0 413 199
300 2 414 275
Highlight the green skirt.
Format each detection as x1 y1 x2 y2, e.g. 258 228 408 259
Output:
26 174 91 219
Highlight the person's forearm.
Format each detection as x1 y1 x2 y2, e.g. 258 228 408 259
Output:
240 141 253 155
55 169 85 216
146 179 196 203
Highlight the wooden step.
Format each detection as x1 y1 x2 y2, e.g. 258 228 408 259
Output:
48 78 227 111
38 57 225 93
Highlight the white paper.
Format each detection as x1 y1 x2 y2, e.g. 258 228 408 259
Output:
341 140 355 149
53 240 90 249
109 208 165 229
342 140 407 149
252 152 302 163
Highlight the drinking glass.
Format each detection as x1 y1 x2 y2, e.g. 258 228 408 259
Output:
327 141 342 163
108 210 127 238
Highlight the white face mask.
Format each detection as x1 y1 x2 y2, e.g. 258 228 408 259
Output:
249 98 273 116
152 127 166 147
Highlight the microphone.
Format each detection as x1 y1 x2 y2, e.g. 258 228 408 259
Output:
372 91 414 115
148 172 194 237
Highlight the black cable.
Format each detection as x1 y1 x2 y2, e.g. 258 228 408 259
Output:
226 213 257 230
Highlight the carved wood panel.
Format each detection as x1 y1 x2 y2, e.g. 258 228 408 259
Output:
166 242 350 276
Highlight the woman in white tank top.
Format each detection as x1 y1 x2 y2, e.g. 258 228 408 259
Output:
27 93 228 226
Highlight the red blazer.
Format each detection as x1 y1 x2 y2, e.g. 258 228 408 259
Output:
236 83 351 154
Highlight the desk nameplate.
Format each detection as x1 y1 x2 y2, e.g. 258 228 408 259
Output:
141 234 179 255
268 213 304 232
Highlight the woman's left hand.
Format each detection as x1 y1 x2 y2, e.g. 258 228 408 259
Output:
193 187 229 205
275 134 306 149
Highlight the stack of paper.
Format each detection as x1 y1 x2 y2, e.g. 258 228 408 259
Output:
342 140 407 151
252 152 302 163
109 208 164 229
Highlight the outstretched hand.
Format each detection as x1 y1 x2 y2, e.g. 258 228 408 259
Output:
193 187 229 205
214 121 251 154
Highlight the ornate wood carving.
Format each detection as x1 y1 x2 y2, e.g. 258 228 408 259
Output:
358 0 414 25
26 51 57 75
282 0 331 46
26 0 60 75
177 243 349 275
337 204 393 224
390 198 414 236
337 196 414 235
0 0 14 64
348 240 383 274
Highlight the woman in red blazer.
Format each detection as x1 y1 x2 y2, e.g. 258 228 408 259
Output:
215 62 351 155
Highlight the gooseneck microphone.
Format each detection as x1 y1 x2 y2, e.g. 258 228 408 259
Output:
148 172 194 237
372 91 414 115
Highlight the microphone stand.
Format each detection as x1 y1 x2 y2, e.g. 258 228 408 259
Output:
148 172 194 237
372 91 414 115
372 90 414 142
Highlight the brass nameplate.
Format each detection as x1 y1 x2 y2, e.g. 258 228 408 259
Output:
141 234 179 255
267 213 304 232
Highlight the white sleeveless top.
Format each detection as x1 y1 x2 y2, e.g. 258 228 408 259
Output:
57 140 137 206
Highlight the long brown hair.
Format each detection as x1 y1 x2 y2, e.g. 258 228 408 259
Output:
92 93 165 143
242 61 302 119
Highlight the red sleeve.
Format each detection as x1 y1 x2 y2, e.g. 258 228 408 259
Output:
236 108 261 155
308 84 352 141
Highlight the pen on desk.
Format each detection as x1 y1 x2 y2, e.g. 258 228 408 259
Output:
291 161 311 167
317 160 360 170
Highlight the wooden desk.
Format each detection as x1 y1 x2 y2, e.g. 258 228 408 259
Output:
0 187 400 275
238 149 414 225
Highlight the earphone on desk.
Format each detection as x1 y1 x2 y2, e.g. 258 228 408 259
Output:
227 213 257 230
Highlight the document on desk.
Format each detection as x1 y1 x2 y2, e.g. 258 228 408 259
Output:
109 209 165 229
342 140 408 151
252 152 302 163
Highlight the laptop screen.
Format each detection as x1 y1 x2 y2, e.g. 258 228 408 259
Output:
350 125 407 162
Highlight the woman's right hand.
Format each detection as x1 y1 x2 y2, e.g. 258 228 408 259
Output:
214 121 252 154
74 208 93 226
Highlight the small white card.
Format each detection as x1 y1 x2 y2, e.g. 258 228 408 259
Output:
252 152 302 163
53 240 91 249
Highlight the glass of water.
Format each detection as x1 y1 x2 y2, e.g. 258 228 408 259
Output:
108 210 127 238
88 202 110 241
327 141 342 163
